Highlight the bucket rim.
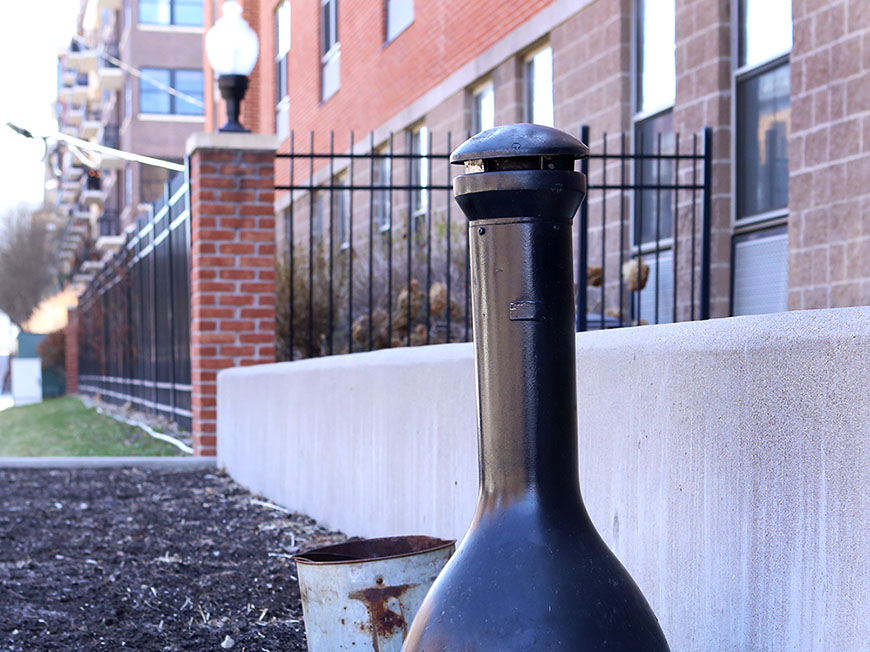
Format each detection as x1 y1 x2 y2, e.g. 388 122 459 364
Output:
294 535 456 566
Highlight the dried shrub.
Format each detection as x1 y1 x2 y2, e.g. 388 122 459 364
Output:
276 214 471 360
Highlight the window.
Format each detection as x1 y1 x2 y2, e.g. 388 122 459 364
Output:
125 83 133 120
125 164 133 208
732 0 791 315
736 65 790 218
735 0 791 222
373 144 392 231
139 0 203 26
471 80 494 134
308 178 348 247
636 0 676 116
524 46 553 127
312 190 325 242
321 0 340 101
410 125 429 226
634 0 675 246
276 1 291 102
386 0 413 42
275 1 291 140
139 68 204 116
732 225 789 315
635 111 674 244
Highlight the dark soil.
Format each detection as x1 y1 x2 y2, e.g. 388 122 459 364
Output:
0 468 346 651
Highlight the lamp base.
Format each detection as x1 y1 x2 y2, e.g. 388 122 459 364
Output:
217 74 250 133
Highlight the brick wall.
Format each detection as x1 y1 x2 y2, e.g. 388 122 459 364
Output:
187 133 278 456
206 0 559 148
65 308 79 395
789 0 870 308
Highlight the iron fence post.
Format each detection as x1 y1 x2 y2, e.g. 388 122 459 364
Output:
576 125 589 332
701 126 713 320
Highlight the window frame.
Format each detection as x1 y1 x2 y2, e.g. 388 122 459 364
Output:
320 0 340 101
729 0 792 316
409 124 429 226
275 0 291 105
631 0 676 254
139 67 204 117
730 0 792 232
385 0 414 43
138 0 203 27
332 171 351 250
373 143 392 233
275 0 291 140
471 79 495 135
523 44 554 127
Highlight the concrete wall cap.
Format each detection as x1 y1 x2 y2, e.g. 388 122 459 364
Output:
218 340 473 381
576 306 870 354
186 131 279 155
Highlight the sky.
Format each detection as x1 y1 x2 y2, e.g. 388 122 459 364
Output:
0 1 80 216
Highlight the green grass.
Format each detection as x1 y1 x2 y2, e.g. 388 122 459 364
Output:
0 397 181 457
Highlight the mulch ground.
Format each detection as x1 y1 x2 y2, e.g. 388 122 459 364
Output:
0 467 346 651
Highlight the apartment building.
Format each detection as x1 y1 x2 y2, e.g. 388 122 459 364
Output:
52 0 205 281
202 0 867 318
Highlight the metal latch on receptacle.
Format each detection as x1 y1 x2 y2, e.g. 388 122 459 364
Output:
509 300 546 321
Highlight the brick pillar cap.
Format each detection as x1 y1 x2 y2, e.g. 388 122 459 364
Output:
186 132 279 156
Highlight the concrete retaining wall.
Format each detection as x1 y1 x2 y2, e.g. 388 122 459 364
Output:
218 307 870 650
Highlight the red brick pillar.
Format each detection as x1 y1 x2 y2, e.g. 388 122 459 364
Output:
187 133 278 456
65 307 79 395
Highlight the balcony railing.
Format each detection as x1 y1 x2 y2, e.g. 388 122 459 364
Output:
85 172 102 192
102 124 119 149
101 43 120 69
98 210 120 236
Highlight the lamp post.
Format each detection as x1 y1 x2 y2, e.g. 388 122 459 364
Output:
205 1 260 133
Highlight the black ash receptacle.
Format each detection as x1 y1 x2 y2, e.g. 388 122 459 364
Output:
403 124 670 651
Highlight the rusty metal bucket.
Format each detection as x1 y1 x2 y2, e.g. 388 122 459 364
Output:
295 535 455 652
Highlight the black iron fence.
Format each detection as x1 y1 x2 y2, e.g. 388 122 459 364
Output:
274 126 712 362
577 125 712 330
77 171 191 429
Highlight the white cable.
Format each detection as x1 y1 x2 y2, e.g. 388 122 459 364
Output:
52 130 185 171
5 122 184 172
66 140 101 169
78 396 194 455
71 34 205 110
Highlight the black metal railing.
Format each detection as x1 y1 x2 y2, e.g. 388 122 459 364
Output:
97 210 120 236
576 126 712 330
101 43 119 68
77 171 191 430
274 126 712 362
102 124 120 150
85 171 101 191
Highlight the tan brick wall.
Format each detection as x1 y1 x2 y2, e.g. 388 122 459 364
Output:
673 0 733 318
788 0 870 309
552 0 633 320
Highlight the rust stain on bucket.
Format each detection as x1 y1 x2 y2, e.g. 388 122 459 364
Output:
349 583 413 650
295 536 454 652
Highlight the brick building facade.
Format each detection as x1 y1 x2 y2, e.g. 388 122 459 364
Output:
201 0 868 317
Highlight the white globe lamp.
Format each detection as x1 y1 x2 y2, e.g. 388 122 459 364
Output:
205 1 260 132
